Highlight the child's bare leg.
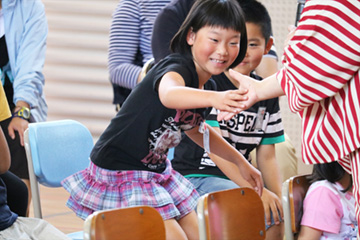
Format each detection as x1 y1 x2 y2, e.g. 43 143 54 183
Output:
178 210 199 240
265 222 284 240
164 219 188 240
164 211 199 240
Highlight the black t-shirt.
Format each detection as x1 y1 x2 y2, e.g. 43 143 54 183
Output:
91 53 211 173
0 177 17 231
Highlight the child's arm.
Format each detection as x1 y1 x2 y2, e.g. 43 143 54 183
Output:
298 226 322 240
185 125 263 196
0 127 11 174
211 156 253 188
256 144 283 225
207 127 253 189
158 72 248 115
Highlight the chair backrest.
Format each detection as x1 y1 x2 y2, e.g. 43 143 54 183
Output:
197 188 266 240
83 206 166 240
282 174 311 240
24 119 94 219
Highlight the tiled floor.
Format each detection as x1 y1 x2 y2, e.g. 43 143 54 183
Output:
28 185 84 234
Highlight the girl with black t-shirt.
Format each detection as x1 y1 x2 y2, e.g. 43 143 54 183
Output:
62 0 263 239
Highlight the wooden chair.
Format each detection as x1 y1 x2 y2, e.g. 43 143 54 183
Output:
83 206 166 240
197 188 266 240
282 174 311 240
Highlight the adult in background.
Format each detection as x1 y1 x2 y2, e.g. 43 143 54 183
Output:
229 0 360 232
108 0 171 111
0 0 48 215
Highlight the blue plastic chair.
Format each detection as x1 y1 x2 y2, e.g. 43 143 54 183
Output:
24 119 94 240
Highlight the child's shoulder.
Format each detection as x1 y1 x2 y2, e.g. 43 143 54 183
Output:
160 53 192 65
307 180 346 200
147 53 198 87
155 53 195 74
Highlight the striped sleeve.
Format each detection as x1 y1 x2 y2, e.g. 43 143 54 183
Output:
108 0 170 89
277 0 360 165
278 0 360 113
108 0 142 89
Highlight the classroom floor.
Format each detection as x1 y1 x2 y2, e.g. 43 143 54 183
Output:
28 185 84 234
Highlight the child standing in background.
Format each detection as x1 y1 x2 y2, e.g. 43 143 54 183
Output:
62 0 263 239
299 162 357 239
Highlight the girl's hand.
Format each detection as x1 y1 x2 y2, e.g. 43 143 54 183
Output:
217 69 260 121
211 88 249 117
229 69 260 108
237 160 264 196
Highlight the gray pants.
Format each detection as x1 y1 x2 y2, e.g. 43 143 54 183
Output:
0 217 71 240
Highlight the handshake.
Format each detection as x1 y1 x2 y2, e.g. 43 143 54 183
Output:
217 69 284 121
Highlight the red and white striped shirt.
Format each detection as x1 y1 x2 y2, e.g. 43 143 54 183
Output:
277 0 360 171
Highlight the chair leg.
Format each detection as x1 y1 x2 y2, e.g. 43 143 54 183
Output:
24 130 42 218
282 180 294 240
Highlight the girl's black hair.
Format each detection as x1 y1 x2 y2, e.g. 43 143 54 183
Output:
170 0 247 69
310 161 353 193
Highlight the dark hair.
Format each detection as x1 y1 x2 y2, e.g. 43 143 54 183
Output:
238 0 272 44
310 162 353 193
170 0 247 69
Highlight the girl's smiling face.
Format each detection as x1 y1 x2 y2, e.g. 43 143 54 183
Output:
187 25 241 81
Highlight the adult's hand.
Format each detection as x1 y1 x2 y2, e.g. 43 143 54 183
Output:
8 117 29 146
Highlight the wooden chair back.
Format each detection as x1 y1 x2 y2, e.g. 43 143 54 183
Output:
285 174 311 239
83 206 165 240
198 188 266 240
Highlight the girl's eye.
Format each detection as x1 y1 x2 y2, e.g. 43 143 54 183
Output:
210 38 218 43
230 42 239 46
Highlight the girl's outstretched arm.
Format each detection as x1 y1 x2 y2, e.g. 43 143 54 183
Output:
158 72 248 114
185 125 263 196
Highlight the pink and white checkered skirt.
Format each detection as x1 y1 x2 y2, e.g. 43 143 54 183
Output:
61 159 199 221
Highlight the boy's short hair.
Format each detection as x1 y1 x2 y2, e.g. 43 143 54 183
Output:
238 0 272 44
171 0 248 69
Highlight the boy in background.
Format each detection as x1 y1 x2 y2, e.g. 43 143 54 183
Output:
172 0 285 239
